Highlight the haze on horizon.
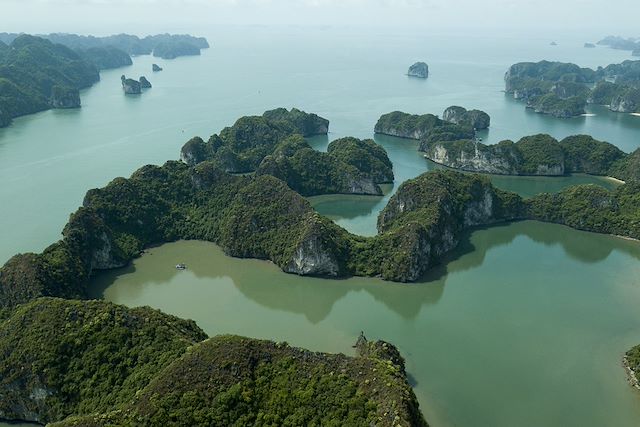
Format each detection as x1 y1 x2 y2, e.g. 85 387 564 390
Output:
1 0 639 37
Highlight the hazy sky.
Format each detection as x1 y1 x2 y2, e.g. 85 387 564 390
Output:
1 0 639 35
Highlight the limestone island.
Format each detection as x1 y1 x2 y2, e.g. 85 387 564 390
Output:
375 109 640 180
180 107 393 196
121 75 141 94
584 42 596 48
152 63 163 71
407 62 429 78
139 76 152 88
505 59 640 116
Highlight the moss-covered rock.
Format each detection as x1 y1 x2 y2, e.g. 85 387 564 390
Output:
375 111 474 142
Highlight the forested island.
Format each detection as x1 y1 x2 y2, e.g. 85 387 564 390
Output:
0 32 209 127
597 35 640 55
375 109 640 180
504 59 640 116
181 108 393 196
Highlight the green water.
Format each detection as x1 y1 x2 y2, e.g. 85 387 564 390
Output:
92 223 640 427
2 26 640 426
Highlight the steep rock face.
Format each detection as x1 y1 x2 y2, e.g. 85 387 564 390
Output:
407 61 429 78
442 106 490 129
120 75 141 94
139 76 152 88
50 85 80 108
285 221 341 276
609 87 640 112
423 140 520 174
0 298 207 425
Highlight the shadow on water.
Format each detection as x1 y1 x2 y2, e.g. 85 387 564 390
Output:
90 222 640 325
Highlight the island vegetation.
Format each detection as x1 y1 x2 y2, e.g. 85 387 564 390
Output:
180 108 394 196
504 59 640 116
0 35 100 127
442 106 490 129
0 32 209 127
0 298 426 426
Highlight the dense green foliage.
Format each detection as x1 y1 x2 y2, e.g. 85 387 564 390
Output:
180 108 330 172
515 134 564 174
0 297 206 424
558 135 626 174
0 35 100 126
256 136 391 196
526 182 640 238
0 299 425 426
53 336 427 427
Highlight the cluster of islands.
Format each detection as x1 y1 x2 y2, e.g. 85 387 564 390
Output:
0 33 208 127
2 32 640 427
2 103 640 424
505 59 640 118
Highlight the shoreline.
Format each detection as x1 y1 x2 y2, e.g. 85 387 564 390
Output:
623 355 640 391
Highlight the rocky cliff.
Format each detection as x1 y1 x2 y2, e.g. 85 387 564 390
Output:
375 111 474 142
139 76 152 88
442 106 490 129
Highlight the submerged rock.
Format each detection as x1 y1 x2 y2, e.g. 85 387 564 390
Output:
152 63 163 72
407 61 429 78
121 75 141 94
139 76 152 88
50 85 80 109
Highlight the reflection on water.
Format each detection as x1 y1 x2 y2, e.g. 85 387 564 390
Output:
91 220 640 427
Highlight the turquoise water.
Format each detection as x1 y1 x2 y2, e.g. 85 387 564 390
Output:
1 26 640 426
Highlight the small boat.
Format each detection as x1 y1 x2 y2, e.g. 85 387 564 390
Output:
175 263 187 270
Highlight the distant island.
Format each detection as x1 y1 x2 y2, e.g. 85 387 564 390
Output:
407 61 429 78
597 35 639 55
152 63 163 72
584 43 596 48
504 59 640 117
0 32 208 127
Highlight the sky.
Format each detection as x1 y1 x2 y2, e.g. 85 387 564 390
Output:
0 0 638 36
